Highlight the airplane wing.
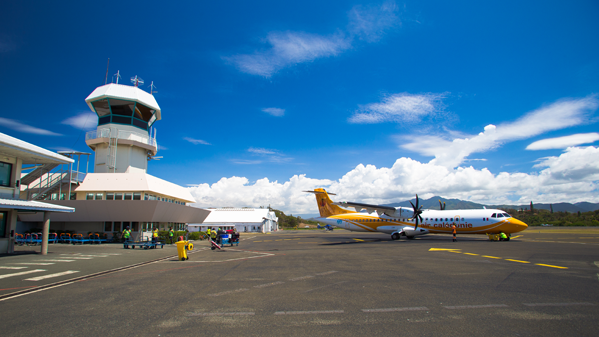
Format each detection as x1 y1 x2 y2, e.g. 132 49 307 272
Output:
332 201 408 218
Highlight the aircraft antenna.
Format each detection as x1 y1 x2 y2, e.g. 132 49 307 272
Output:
130 75 144 87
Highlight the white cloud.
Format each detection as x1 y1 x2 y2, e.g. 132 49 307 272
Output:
225 2 400 77
188 147 599 214
526 133 599 150
232 147 292 164
248 147 276 155
184 137 211 145
400 95 599 168
262 107 285 117
349 92 446 124
62 112 98 130
348 1 400 42
0 117 62 136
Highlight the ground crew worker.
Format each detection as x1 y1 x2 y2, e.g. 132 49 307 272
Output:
123 226 131 248
152 227 159 245
168 227 174 244
499 232 508 241
451 224 457 242
206 228 211 240
210 228 217 242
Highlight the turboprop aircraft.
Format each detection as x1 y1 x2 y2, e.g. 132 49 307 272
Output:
305 188 528 240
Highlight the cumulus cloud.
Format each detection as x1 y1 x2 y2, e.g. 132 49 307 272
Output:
225 2 400 77
62 112 98 130
0 117 62 136
262 107 285 117
349 92 446 124
189 147 599 214
401 95 599 168
184 137 211 145
526 133 599 150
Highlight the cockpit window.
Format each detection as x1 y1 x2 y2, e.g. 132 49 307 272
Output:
502 213 511 218
496 213 504 217
491 213 497 218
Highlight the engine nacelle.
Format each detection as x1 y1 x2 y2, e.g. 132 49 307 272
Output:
403 228 429 237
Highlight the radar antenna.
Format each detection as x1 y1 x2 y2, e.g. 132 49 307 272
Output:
130 75 144 87
149 81 158 95
112 70 122 84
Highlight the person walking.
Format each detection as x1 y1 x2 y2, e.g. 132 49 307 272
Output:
451 224 457 242
499 232 509 241
210 228 217 242
206 227 211 240
122 226 131 248
168 227 174 244
152 227 159 246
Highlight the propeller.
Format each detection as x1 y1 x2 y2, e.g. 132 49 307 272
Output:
409 194 424 230
439 199 446 210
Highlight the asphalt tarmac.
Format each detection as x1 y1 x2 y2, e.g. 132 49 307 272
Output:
1 228 598 336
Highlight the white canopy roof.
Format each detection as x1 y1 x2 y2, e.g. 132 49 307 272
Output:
75 173 195 203
0 132 74 165
85 84 162 121
0 198 74 212
201 208 277 224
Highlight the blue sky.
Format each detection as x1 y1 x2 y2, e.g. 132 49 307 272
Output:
1 1 598 216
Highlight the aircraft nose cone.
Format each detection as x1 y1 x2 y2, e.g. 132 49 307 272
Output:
511 218 528 231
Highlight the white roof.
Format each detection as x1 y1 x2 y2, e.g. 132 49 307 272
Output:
75 173 195 203
0 198 74 212
201 208 277 224
0 132 74 165
85 84 162 121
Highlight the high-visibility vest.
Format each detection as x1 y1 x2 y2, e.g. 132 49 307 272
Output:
207 229 211 235
153 229 158 237
169 230 174 237
500 232 507 239
452 225 456 234
123 229 131 238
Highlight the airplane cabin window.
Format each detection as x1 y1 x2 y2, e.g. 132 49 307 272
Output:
450 218 453 221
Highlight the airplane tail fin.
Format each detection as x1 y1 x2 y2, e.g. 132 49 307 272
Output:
306 188 355 217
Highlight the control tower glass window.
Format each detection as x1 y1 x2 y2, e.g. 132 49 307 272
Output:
91 98 156 131
92 99 110 117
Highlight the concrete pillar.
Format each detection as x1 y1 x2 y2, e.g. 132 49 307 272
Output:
41 212 50 255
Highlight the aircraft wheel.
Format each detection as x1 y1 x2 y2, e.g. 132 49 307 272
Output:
391 233 400 240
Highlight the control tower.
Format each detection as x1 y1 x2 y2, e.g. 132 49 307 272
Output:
84 81 160 173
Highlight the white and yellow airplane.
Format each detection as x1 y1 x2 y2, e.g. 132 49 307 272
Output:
306 188 528 240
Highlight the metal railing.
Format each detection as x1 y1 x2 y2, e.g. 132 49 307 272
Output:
86 129 157 147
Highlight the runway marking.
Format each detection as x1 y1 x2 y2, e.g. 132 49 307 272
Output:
444 304 508 309
362 306 429 313
353 238 364 242
0 266 27 270
253 241 262 242
274 310 344 315
254 281 284 288
463 253 479 256
298 242 319 244
304 280 348 293
207 288 249 297
57 257 92 260
511 235 522 239
482 255 502 259
69 255 109 257
429 248 461 251
0 269 46 279
187 312 255 317
24 271 79 281
35 260 75 262
523 302 594 307
315 271 338 276
505 259 530 264
289 275 314 281
535 263 568 269
10 263 54 266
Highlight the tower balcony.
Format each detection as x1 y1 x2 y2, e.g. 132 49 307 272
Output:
85 128 158 156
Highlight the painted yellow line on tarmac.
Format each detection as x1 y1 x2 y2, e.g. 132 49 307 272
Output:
511 235 522 239
449 251 462 253
505 259 530 264
463 253 479 256
482 255 502 259
535 263 568 269
353 239 364 242
253 241 262 242
429 248 461 251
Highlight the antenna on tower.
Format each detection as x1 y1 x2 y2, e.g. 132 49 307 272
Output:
112 70 122 84
149 81 157 95
104 58 110 85
130 75 144 87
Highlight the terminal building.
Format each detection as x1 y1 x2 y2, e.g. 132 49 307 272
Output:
17 80 209 240
189 208 278 233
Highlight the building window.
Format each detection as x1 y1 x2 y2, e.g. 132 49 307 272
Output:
104 222 112 232
96 193 103 200
2 162 14 186
87 193 94 200
133 193 141 200
106 193 114 200
124 193 132 200
0 211 7 238
113 222 122 232
115 193 123 200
